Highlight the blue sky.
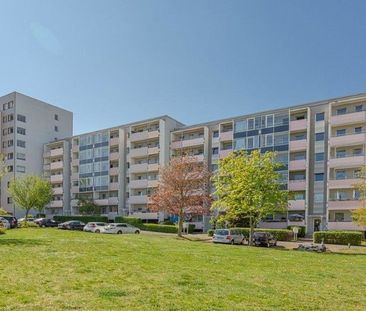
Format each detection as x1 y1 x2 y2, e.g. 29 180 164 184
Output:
1 0 366 134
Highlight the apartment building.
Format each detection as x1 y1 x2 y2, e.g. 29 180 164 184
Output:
41 92 366 234
0 92 73 217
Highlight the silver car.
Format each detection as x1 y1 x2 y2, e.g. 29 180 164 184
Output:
212 229 245 245
104 223 140 234
0 217 10 229
83 222 107 233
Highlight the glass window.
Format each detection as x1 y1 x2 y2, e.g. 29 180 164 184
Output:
247 137 254 149
294 192 305 200
79 163 93 174
315 152 324 161
276 152 288 165
16 153 26 160
266 134 273 146
212 130 219 138
335 170 346 180
336 150 346 158
17 140 25 148
234 120 246 133
315 112 324 121
80 135 93 147
247 118 254 130
212 147 218 155
314 192 324 203
79 177 93 187
94 161 109 172
355 104 363 112
16 165 26 173
336 108 347 115
17 114 26 122
354 127 362 134
94 176 109 187
294 153 305 160
354 190 361 200
336 129 346 136
335 213 344 222
315 173 324 181
274 132 288 146
234 138 246 150
17 127 26 135
315 132 325 141
353 148 362 156
274 113 289 126
94 132 109 144
266 115 274 127
94 146 109 158
255 116 261 129
55 114 59 121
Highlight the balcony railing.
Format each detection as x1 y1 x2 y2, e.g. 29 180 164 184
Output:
171 137 205 149
288 180 306 191
328 200 361 210
289 139 307 151
330 110 366 126
289 159 306 171
328 155 365 168
289 119 307 132
330 132 366 147
130 130 159 142
328 178 360 189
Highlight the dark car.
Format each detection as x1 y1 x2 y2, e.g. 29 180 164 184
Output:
38 218 60 228
58 220 85 230
252 232 277 247
1 216 18 228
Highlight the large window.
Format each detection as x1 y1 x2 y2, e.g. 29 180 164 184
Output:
94 132 108 144
315 112 324 121
94 161 109 172
94 146 109 158
79 163 93 174
315 132 325 141
80 134 93 147
17 140 25 148
234 120 246 133
17 114 26 122
17 127 26 135
274 113 289 126
94 175 109 187
315 152 324 161
315 173 324 181
79 149 93 161
234 138 246 150
274 132 288 146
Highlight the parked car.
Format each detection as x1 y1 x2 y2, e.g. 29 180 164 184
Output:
252 232 277 247
297 243 326 253
1 215 18 228
212 229 245 245
37 218 60 228
58 220 85 230
104 223 140 234
18 217 35 223
83 222 106 233
0 217 10 229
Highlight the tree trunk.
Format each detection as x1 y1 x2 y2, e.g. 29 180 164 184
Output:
249 216 254 246
25 209 29 224
178 210 184 237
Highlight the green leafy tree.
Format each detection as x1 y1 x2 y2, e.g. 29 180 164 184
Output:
8 176 52 221
77 198 101 215
0 207 10 215
352 166 366 226
212 150 288 245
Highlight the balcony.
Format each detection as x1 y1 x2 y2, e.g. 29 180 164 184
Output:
289 119 307 132
130 130 159 142
110 137 119 146
220 131 233 141
130 179 148 189
329 133 366 147
50 174 63 183
50 161 63 170
288 220 305 227
72 158 79 166
289 139 307 152
148 146 159 155
131 212 159 220
49 200 63 208
330 110 366 126
109 182 119 191
94 199 109 206
53 187 63 195
110 167 119 176
327 221 366 231
328 178 360 189
110 152 119 161
258 221 288 229
219 149 232 158
329 155 365 168
108 197 119 205
288 199 306 210
71 186 79 193
328 200 361 210
129 163 148 173
130 146 159 157
171 137 205 149
128 195 149 204
50 148 63 157
288 180 306 191
71 173 79 180
289 159 306 171
72 145 79 152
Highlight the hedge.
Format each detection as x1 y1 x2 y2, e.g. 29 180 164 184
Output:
207 229 214 237
208 227 292 241
53 216 108 223
0 227 6 234
114 217 144 229
143 224 178 233
18 221 39 228
287 226 306 238
313 231 363 246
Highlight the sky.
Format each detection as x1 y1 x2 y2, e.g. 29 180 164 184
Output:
1 0 366 134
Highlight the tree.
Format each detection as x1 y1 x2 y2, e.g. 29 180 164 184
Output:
212 150 288 245
8 176 52 221
78 198 101 215
149 155 211 237
0 207 10 216
352 166 366 226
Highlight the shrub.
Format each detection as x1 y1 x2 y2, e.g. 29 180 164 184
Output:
0 227 6 234
313 231 363 246
287 226 306 238
143 224 178 234
53 216 108 223
114 217 144 229
229 228 292 241
207 229 214 237
18 221 39 228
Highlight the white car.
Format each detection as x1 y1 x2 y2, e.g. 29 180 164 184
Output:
104 223 140 234
0 217 10 229
83 222 106 233
18 217 35 223
212 229 245 245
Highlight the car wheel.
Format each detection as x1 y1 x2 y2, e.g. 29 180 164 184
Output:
42 224 46 228
95 229 100 233
231 240 235 245
117 231 122 234
135 230 140 234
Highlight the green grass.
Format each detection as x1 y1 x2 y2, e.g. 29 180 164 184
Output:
1 229 366 310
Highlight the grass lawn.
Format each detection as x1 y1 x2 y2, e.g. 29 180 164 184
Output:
1 229 366 310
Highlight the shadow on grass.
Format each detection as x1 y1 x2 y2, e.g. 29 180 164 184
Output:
328 251 366 256
0 238 49 246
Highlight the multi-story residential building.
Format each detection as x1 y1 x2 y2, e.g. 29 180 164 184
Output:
0 92 73 217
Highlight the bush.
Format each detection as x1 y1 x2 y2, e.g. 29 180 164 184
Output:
143 224 178 233
229 228 292 241
114 217 144 229
0 227 6 234
18 221 39 228
313 231 363 246
53 216 108 223
287 226 306 238
207 229 214 237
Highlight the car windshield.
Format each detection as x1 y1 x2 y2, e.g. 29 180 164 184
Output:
96 223 105 226
254 233 267 237
215 229 229 235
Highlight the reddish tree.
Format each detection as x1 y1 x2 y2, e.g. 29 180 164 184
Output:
149 155 212 237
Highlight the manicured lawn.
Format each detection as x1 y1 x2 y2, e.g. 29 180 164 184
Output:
1 229 366 310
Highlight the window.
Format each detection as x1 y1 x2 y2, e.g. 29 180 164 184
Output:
234 138 246 150
335 170 346 180
55 114 59 121
293 153 305 160
255 116 261 129
17 140 26 148
234 120 246 133
7 165 13 172
354 190 361 200
336 108 347 115
354 127 362 134
7 153 13 160
211 164 218 171
8 140 13 147
265 133 273 146
247 118 254 130
336 150 346 158
355 104 363 112
17 127 26 135
16 153 26 160
274 113 289 126
353 148 362 156
336 129 346 136
315 152 324 161
315 132 325 141
266 115 274 127
314 192 324 203
315 112 324 121
315 173 324 181
335 213 344 222
7 197 12 204
274 133 288 146
54 126 59 132
7 114 13 122
17 114 26 122
212 147 219 155
16 165 26 173
247 137 254 149
212 130 219 138
293 192 305 200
